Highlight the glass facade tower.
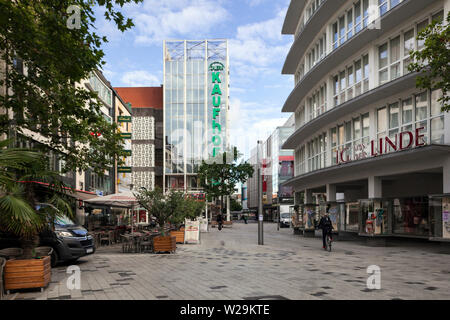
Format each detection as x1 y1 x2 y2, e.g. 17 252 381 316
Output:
163 40 229 192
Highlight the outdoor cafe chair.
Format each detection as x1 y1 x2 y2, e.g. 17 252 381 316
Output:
121 234 133 253
0 248 23 260
0 257 5 300
100 231 113 246
140 235 152 253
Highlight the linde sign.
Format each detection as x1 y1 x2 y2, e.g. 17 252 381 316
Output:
336 127 426 165
210 61 224 158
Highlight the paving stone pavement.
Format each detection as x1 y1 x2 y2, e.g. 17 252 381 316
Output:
7 222 450 300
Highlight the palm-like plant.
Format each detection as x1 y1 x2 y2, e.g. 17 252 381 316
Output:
0 140 44 238
0 139 74 258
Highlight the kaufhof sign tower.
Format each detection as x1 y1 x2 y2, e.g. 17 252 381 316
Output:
163 39 229 193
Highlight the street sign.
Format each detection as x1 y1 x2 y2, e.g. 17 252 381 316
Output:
120 133 132 139
117 116 132 122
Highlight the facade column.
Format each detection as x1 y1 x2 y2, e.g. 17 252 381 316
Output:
305 189 313 204
326 184 336 202
444 156 450 194
226 196 231 221
368 176 382 199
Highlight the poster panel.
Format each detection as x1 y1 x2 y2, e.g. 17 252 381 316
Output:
199 217 208 232
443 197 450 239
185 219 200 244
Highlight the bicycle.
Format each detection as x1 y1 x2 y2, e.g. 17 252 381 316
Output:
325 233 332 252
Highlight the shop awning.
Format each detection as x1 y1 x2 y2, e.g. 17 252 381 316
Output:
84 190 138 208
18 181 97 201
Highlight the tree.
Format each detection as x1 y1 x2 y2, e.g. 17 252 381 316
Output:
134 187 183 236
197 147 254 219
183 197 205 221
0 0 142 175
230 198 242 211
408 12 450 112
166 194 204 230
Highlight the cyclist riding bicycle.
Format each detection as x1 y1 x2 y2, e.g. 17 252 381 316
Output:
216 213 224 231
317 213 333 250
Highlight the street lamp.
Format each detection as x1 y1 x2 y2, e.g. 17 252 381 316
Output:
257 140 263 245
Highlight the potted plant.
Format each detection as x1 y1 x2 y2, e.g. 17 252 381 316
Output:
168 200 187 244
134 187 182 253
0 141 73 292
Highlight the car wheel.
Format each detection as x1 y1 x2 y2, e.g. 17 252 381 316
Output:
51 249 59 268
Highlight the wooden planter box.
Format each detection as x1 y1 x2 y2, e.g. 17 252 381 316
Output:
4 256 51 293
153 236 176 253
170 231 185 244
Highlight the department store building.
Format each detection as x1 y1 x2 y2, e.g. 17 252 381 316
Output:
281 0 450 241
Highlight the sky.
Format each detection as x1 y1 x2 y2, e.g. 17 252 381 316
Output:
94 0 294 161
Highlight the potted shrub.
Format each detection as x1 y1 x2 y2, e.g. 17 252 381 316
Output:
0 142 73 292
134 187 183 253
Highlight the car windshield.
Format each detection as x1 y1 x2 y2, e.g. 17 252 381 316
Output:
281 213 290 219
54 215 76 227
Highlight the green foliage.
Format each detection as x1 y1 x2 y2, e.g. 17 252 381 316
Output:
198 147 254 211
183 197 205 221
0 140 73 239
408 12 450 112
134 187 184 236
0 0 142 174
230 198 242 211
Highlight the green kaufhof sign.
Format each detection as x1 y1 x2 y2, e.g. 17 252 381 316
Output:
123 150 132 156
210 61 223 158
118 166 132 173
120 133 132 139
117 116 132 122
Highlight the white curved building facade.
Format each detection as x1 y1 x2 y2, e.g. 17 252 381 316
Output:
281 0 450 241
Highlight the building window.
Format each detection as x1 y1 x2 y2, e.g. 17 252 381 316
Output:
378 43 389 85
330 113 369 165
377 12 444 86
305 33 327 73
332 54 368 106
295 146 306 175
354 1 362 33
331 0 404 52
307 133 327 172
430 89 444 144
305 83 327 123
376 89 445 150
347 9 353 40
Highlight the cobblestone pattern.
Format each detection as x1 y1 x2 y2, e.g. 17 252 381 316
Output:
7 223 450 300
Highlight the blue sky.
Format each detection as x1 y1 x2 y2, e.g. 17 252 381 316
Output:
95 0 294 160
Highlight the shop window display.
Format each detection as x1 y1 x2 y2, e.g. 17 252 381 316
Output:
346 202 360 231
327 204 339 232
429 196 450 239
393 197 429 236
360 200 389 235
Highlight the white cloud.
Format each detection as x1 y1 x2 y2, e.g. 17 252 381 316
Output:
121 70 161 87
229 9 290 68
125 0 229 45
229 98 289 161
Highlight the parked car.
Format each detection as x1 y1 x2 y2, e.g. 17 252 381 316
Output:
279 212 291 228
0 215 95 267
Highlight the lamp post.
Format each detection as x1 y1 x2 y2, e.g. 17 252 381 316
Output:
257 140 263 245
